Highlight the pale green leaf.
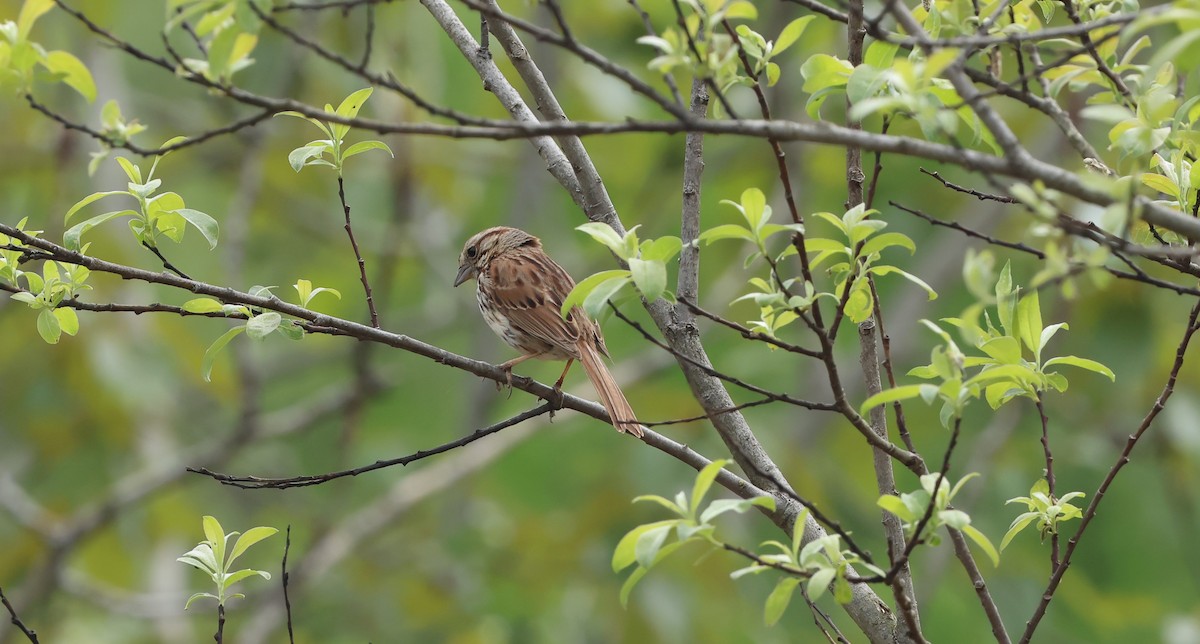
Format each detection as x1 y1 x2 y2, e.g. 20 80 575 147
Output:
342 139 394 161
628 258 667 302
582 275 632 318
36 308 60 344
961 524 1000 566
764 577 800 626
17 0 54 39
183 298 225 313
43 50 96 102
773 16 815 55
202 326 245 381
560 270 629 319
1043 355 1115 381
576 222 627 256
173 208 219 249
1016 291 1042 355
227 526 278 566
221 568 270 590
612 520 679 572
54 307 78 336
690 459 728 516
860 384 925 416
63 210 138 249
65 191 128 224
246 312 281 339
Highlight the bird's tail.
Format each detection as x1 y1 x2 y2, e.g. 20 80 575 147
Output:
577 340 643 437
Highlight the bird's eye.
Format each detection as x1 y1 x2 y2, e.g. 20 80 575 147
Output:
466 246 478 258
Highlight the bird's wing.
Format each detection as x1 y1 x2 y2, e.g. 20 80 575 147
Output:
486 251 584 351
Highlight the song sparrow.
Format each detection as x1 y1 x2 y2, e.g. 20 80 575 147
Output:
454 226 643 437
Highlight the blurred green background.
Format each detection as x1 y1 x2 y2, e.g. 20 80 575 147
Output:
2 1 1199 642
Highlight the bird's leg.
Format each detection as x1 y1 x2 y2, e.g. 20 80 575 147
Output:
497 353 539 397
546 359 573 416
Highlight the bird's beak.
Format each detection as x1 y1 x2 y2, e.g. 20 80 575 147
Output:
453 264 476 287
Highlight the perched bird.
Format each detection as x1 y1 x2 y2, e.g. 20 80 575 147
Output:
454 226 643 437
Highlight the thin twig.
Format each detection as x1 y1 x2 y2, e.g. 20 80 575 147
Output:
1034 396 1059 568
141 241 192 280
190 403 556 489
1020 299 1200 642
282 526 295 644
0 586 40 643
336 177 379 328
920 168 1017 203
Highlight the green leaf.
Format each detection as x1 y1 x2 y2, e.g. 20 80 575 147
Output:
859 384 925 416
859 232 915 257
17 0 55 39
115 156 142 183
634 523 674 569
288 145 327 172
772 16 814 55
806 567 836 602
800 54 853 94
613 520 679 572
36 308 61 344
1141 173 1178 196
54 307 78 336
221 568 270 590
342 140 394 161
582 275 632 318
1016 291 1042 355
864 40 899 68
1039 322 1068 354
723 1 758 20
619 565 649 607
869 265 937 299
63 209 138 249
173 208 220 249
739 188 767 230
42 50 96 102
877 494 915 521
628 258 667 302
184 592 219 610
640 236 683 262
689 459 728 516
576 222 627 257
227 527 278 567
979 336 1022 364
183 298 225 313
699 224 757 245
995 261 1015 334
275 111 333 138
202 326 246 381
961 524 1000 567
764 577 800 626
1043 355 1115 381
699 496 775 524
560 270 630 319
202 516 225 560
1000 512 1039 550
246 312 282 339
65 191 128 224
333 87 374 139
